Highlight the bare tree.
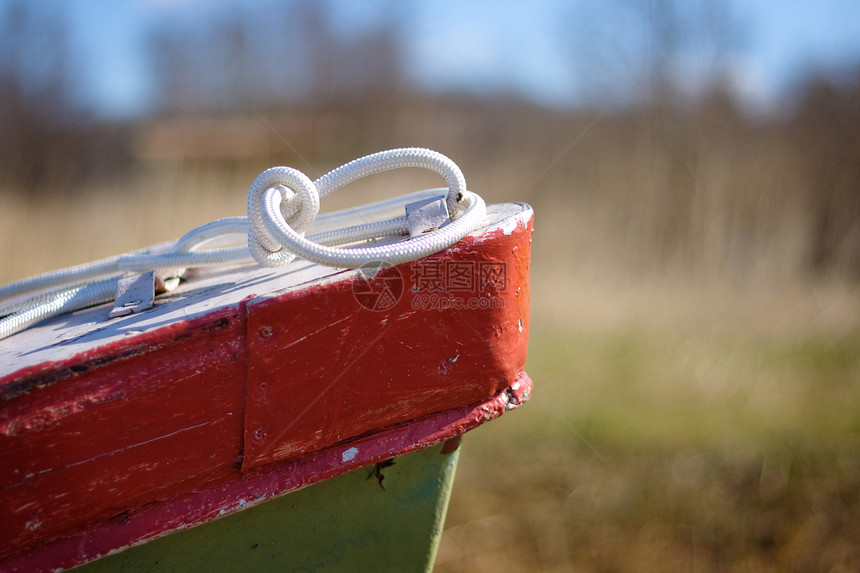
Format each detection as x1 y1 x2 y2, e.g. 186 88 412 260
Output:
0 0 77 188
795 73 860 277
146 1 409 115
559 0 743 108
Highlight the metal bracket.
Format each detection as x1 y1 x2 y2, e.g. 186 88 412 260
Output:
405 195 450 237
109 271 177 318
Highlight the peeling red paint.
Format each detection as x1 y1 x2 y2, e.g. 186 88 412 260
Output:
0 372 531 573
0 205 533 571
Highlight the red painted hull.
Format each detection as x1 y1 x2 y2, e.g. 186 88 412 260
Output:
0 204 533 571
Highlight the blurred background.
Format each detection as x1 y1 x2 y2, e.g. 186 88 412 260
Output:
1 0 859 570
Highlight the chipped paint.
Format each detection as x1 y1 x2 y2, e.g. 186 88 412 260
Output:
341 447 358 463
1 373 532 573
499 205 533 236
241 205 532 471
0 203 534 572
499 217 519 236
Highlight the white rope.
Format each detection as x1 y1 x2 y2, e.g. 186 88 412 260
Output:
0 282 116 341
0 148 486 340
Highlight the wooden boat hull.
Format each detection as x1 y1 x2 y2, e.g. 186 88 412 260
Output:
0 203 533 571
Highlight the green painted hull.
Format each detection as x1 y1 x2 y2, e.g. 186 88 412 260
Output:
74 444 460 572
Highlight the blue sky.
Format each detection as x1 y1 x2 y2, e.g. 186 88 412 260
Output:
45 0 860 118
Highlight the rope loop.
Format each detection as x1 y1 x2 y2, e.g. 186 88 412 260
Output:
246 147 479 269
246 166 320 267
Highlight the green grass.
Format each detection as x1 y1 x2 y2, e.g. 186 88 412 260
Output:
526 327 859 449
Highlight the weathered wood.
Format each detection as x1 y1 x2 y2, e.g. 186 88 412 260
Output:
0 203 533 571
